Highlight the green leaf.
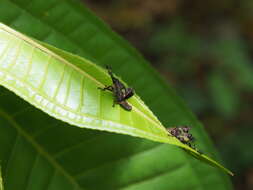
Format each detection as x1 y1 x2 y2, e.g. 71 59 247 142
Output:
207 72 239 118
0 0 233 189
212 39 253 90
0 22 232 175
0 23 171 146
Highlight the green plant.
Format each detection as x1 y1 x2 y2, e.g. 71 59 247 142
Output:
0 0 232 189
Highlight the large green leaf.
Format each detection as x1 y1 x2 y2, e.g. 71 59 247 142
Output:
0 0 233 189
0 21 231 173
0 23 170 144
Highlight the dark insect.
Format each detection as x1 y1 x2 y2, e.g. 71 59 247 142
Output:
167 126 202 154
99 66 134 111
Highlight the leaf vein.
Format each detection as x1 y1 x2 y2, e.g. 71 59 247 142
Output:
0 109 84 190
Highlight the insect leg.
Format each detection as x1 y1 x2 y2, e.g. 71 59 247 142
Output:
106 65 114 78
98 85 114 91
113 99 117 107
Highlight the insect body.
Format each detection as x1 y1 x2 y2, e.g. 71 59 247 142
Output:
99 66 134 111
167 126 202 154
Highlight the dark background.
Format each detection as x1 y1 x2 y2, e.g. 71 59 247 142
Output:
82 0 253 189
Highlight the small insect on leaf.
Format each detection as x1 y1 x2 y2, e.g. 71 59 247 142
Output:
99 66 135 111
167 126 202 154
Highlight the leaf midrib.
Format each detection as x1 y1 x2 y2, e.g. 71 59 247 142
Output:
0 108 84 190
1 67 182 148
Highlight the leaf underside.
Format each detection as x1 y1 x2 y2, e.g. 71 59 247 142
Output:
0 0 233 190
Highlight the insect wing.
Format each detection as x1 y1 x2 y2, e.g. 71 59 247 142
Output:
119 101 132 111
123 88 134 99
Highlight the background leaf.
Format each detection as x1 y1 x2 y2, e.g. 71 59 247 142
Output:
0 0 233 189
207 72 239 118
219 127 253 174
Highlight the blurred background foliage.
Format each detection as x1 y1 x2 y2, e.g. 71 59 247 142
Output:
83 0 253 189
